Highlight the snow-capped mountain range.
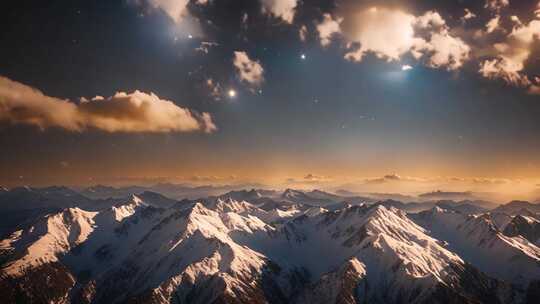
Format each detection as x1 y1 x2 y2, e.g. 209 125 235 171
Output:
0 187 539 303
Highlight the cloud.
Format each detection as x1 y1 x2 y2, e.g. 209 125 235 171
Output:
461 9 477 22
414 30 471 70
484 0 509 12
471 177 510 185
341 7 417 62
414 11 446 29
364 173 426 184
314 4 540 94
299 25 308 42
334 7 470 71
134 0 210 24
0 76 217 133
285 173 333 185
304 174 332 182
486 15 501 33
260 0 298 24
410 11 471 70
316 13 342 47
233 51 265 89
190 175 237 182
144 0 190 23
195 41 219 54
479 18 540 88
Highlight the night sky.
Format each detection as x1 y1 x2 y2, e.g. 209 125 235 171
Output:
1 0 540 198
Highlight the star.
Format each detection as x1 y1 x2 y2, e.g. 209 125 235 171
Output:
228 89 237 98
300 54 306 60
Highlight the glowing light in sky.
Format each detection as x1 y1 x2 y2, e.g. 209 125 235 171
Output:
300 54 306 60
401 65 413 71
228 89 237 98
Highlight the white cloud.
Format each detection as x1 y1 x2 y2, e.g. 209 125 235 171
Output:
147 0 189 23
316 13 342 47
415 30 471 70
479 54 530 86
486 15 501 33
415 11 446 29
139 0 210 23
233 51 265 88
0 75 217 133
479 19 540 87
260 0 298 24
342 7 417 62
335 7 470 71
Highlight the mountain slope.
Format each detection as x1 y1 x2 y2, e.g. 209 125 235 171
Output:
0 197 533 304
503 215 540 245
412 207 540 287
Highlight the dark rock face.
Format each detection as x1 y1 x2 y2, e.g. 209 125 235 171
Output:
296 259 365 304
0 262 75 304
424 263 517 304
526 280 540 304
122 263 288 304
503 215 540 244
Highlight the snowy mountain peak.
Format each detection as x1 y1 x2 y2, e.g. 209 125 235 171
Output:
2 192 540 303
0 206 98 276
412 207 540 286
282 188 303 198
110 196 147 221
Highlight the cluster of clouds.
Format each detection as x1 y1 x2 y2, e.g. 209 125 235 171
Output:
316 7 470 71
478 16 540 93
141 0 298 24
365 173 427 184
0 76 216 133
136 1 540 96
363 173 519 187
139 0 208 23
233 51 265 90
261 0 298 24
313 1 540 94
286 173 333 185
189 174 237 182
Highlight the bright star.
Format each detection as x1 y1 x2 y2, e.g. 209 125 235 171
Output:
300 54 306 60
228 89 237 98
401 65 413 71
